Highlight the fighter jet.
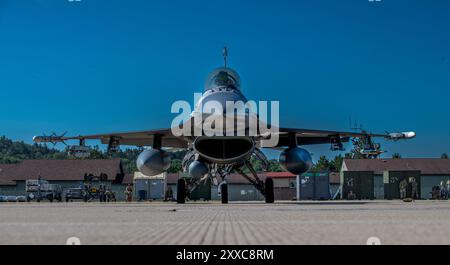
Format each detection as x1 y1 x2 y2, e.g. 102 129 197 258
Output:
33 48 416 204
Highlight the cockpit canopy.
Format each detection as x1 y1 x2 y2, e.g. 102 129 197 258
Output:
205 68 241 91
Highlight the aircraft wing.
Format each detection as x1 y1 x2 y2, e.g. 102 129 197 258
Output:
34 126 415 149
33 129 189 148
272 127 416 147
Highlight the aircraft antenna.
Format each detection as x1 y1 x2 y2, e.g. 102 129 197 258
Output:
223 46 228 68
349 116 363 132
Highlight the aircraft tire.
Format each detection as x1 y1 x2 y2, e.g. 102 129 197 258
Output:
221 183 228 204
265 177 275 203
177 178 186 204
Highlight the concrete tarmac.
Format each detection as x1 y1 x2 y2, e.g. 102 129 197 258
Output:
1 200 450 245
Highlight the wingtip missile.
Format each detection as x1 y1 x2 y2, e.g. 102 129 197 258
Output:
33 134 67 145
387 131 416 141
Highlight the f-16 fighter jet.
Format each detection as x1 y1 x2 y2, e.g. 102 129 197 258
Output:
34 48 415 204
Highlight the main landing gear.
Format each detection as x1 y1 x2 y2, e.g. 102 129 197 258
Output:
176 161 275 204
177 178 186 204
177 175 274 204
264 177 274 203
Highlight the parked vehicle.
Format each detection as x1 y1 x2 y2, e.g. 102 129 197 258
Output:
6 196 17 202
26 179 63 202
64 188 86 202
82 174 108 202
0 196 8 202
17 196 26 202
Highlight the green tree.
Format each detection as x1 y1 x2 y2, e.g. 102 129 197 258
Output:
0 136 68 163
88 145 107 159
330 154 344 171
248 156 263 172
167 159 182 173
312 156 330 171
267 159 283 172
392 153 402 159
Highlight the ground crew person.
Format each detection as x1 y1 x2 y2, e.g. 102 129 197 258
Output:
105 189 111 202
125 184 133 202
111 191 117 202
410 178 418 200
84 182 92 201
399 178 407 199
447 179 450 198
165 187 173 201
440 181 447 199
347 190 356 200
99 184 106 202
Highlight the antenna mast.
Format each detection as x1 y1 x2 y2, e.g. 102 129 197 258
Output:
222 46 228 68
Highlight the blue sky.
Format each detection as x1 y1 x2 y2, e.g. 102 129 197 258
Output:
0 0 449 160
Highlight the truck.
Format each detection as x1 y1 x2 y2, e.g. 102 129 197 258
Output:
64 188 86 202
26 179 63 202
62 173 110 203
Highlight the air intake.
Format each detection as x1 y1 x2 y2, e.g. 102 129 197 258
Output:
193 136 254 164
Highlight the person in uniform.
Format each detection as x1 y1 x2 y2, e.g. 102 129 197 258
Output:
105 189 111 202
399 178 407 199
165 187 174 201
446 179 450 199
348 190 356 200
440 181 447 200
125 184 133 202
111 191 117 202
84 182 92 201
99 184 106 202
410 178 418 200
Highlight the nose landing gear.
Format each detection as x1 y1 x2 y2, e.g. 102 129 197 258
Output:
220 183 228 204
176 160 275 204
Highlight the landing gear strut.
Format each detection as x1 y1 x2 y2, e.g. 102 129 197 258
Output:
177 178 186 204
214 165 232 204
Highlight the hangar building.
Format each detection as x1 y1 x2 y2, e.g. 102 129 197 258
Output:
0 159 129 200
341 158 450 200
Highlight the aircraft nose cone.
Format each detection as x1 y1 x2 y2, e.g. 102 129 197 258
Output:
199 90 247 112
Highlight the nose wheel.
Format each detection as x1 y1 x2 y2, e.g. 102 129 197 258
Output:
220 183 228 204
265 178 274 203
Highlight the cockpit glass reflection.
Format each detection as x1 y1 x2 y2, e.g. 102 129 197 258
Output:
205 68 241 91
